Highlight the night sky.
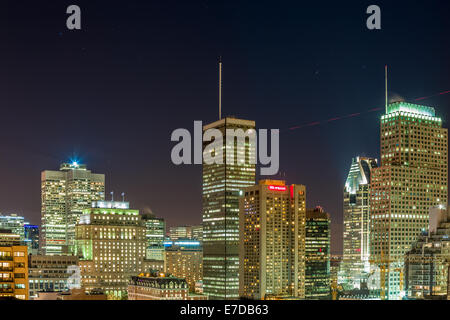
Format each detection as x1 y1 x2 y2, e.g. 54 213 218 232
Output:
1 0 449 253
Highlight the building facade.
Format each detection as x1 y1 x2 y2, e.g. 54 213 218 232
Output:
0 230 28 300
164 239 202 292
169 225 203 241
41 162 105 255
370 102 448 299
340 157 378 289
28 254 79 298
0 214 26 240
128 274 207 300
202 117 256 299
75 200 150 299
142 213 166 261
239 180 306 300
405 206 450 299
24 224 39 255
305 207 331 299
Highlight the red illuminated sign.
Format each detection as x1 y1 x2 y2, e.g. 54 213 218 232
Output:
268 185 287 191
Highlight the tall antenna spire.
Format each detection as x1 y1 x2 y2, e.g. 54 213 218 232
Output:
385 65 388 114
219 56 222 120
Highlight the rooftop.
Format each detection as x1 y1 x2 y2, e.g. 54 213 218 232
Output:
386 101 435 117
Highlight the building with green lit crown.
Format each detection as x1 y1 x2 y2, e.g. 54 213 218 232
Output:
202 117 256 300
370 102 448 300
305 207 331 299
75 200 151 299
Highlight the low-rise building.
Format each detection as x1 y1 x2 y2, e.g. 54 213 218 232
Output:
128 274 207 300
33 288 107 300
28 254 79 299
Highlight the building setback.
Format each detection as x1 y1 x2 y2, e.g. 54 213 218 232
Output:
41 162 105 255
305 207 331 300
370 102 448 299
239 180 306 300
202 117 256 300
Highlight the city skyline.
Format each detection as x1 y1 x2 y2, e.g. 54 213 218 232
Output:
1 1 450 256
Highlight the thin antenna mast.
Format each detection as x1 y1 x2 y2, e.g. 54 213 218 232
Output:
219 57 222 120
385 65 388 113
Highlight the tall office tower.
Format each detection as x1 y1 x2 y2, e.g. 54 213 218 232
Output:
0 214 26 240
141 213 166 261
404 206 450 299
24 224 39 255
164 239 203 292
239 180 306 300
305 207 331 300
370 102 448 300
75 200 150 299
339 157 378 289
41 162 105 255
0 229 28 300
202 117 256 300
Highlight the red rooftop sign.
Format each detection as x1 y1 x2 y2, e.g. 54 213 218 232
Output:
268 185 287 191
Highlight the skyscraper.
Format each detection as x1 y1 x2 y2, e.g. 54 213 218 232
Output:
339 157 378 289
370 102 448 299
305 207 331 300
41 162 105 255
239 180 306 300
202 117 256 300
141 213 166 261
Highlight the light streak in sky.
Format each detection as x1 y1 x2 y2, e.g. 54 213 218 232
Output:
288 89 450 132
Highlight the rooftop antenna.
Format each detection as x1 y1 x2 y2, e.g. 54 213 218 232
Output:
121 192 125 202
385 65 388 113
110 191 114 201
219 56 222 120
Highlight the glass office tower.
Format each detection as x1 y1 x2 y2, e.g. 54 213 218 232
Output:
202 117 256 300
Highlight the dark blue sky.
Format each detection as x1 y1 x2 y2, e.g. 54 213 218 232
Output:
1 0 449 253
